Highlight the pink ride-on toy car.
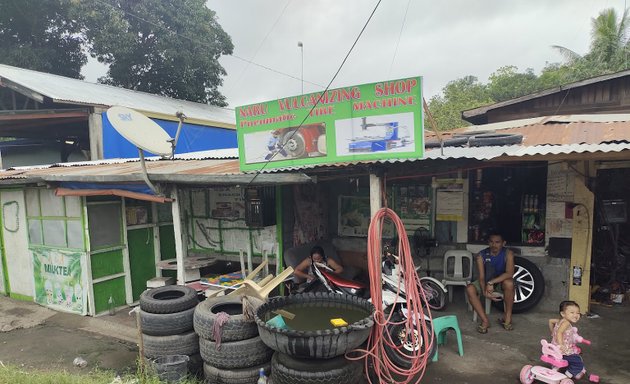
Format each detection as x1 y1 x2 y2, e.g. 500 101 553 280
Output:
520 328 600 384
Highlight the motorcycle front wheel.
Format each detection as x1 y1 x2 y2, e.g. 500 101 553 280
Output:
384 311 436 369
418 278 447 311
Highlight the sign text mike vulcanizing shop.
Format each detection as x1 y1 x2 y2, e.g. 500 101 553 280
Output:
236 76 424 171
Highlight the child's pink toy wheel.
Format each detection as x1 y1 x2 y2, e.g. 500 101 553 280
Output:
559 379 574 384
519 365 535 384
589 374 600 382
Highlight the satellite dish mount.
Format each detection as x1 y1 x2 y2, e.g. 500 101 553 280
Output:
106 106 187 195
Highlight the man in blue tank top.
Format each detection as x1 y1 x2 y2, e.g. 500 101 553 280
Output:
466 233 515 333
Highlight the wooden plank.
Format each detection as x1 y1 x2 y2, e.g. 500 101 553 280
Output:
569 177 594 313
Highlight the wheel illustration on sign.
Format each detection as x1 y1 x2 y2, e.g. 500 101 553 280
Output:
335 112 415 157
243 123 327 164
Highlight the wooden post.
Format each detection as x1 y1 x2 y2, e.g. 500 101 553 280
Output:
171 186 187 285
569 170 594 313
88 108 104 160
369 173 382 218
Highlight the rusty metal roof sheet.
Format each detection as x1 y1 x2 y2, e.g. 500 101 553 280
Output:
1 115 628 180
462 69 630 120
260 116 630 172
0 155 311 185
0 64 235 127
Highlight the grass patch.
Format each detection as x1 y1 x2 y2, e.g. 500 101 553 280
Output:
0 363 202 384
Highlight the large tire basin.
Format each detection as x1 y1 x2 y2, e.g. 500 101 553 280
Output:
255 292 374 359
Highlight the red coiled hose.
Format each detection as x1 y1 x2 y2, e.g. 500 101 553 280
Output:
349 207 434 383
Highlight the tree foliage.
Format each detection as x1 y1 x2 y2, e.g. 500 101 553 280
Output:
0 0 86 78
427 7 630 131
425 76 493 131
74 0 234 106
0 0 233 106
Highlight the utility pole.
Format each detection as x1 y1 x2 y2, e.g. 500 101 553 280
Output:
297 41 304 95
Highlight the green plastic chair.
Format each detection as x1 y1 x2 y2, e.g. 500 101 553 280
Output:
431 315 464 362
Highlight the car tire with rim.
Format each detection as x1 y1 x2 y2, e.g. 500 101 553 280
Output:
283 130 306 158
492 256 545 313
139 285 198 314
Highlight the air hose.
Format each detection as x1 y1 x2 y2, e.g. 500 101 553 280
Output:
351 207 434 383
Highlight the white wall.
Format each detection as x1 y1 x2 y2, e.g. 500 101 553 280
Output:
1 190 33 297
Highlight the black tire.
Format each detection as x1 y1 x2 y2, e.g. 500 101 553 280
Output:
203 362 271 384
424 136 469 148
199 335 273 369
142 330 199 359
283 130 306 157
468 133 523 147
255 292 374 359
139 306 195 336
140 285 198 314
194 295 258 342
492 256 545 313
271 352 362 384
453 130 495 137
384 312 436 369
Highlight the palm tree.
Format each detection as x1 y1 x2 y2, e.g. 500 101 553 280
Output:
552 8 630 79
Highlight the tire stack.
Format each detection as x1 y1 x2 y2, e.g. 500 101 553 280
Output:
139 285 202 378
194 295 273 384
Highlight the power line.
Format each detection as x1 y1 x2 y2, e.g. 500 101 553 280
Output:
91 0 325 89
388 0 412 77
224 0 294 96
247 0 383 185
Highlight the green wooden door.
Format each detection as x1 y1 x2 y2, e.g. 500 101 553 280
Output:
128 228 156 301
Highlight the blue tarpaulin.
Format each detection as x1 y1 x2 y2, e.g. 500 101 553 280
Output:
102 115 236 159
60 182 154 195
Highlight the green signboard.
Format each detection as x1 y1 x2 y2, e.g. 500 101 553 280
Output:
236 76 423 171
32 248 87 315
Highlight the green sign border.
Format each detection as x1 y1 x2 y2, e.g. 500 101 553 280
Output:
236 76 423 172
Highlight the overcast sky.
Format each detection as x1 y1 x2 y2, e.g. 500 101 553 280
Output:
83 0 626 108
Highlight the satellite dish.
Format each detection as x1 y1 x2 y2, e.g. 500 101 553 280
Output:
106 106 172 157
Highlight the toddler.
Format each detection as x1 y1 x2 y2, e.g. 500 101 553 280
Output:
548 300 586 379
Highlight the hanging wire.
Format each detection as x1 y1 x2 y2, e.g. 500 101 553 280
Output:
91 0 325 89
388 0 413 77
246 0 384 185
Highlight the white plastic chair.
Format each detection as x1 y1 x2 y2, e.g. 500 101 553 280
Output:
441 250 473 303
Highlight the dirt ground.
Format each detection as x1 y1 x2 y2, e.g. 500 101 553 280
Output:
1 293 629 383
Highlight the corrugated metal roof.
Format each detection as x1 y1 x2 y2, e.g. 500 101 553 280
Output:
425 114 630 145
259 116 630 172
5 148 239 171
0 64 235 127
261 143 630 172
462 69 630 120
0 157 311 185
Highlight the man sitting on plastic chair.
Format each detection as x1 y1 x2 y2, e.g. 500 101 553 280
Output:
466 233 515 334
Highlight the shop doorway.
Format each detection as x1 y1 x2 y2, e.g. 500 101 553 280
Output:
128 227 156 301
592 168 629 289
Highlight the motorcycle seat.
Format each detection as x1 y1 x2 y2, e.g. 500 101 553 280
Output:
321 270 366 289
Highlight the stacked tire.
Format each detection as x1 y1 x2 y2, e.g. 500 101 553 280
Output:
139 285 202 378
194 295 273 384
